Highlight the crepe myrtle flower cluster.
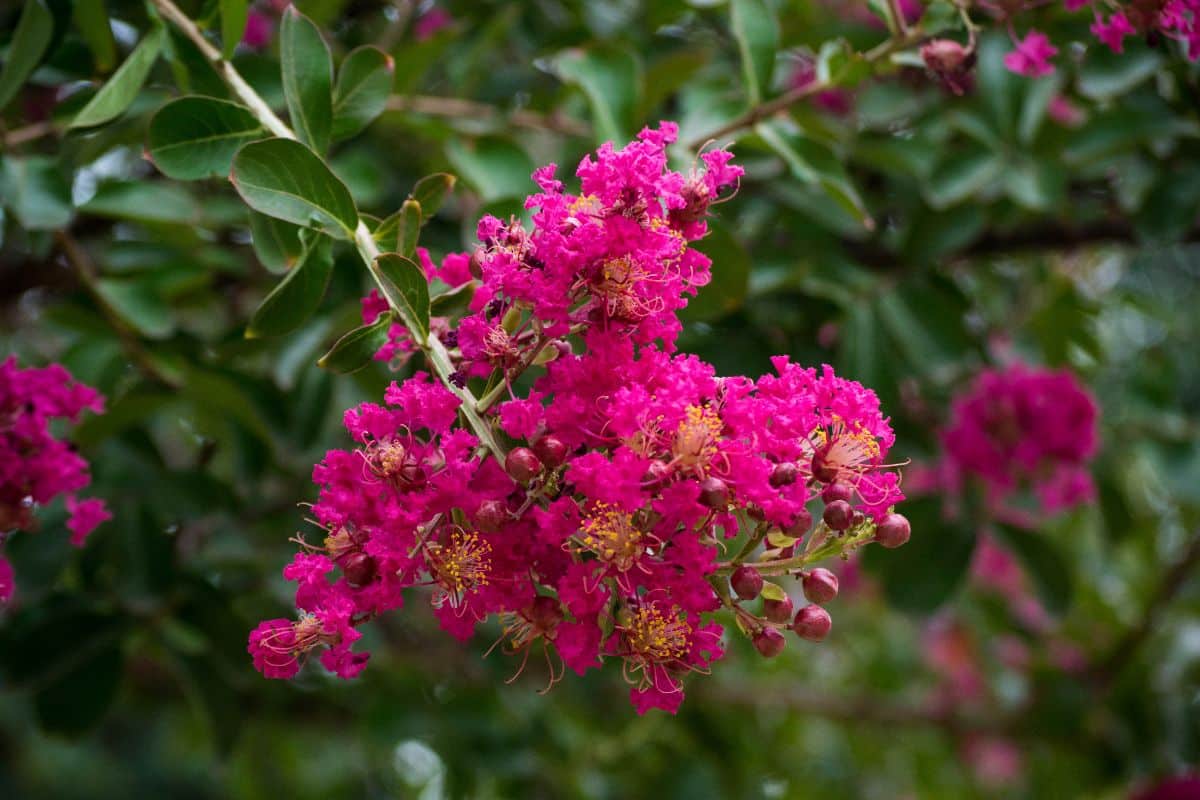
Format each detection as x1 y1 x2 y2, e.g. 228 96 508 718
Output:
942 364 1098 514
249 123 909 714
0 357 110 603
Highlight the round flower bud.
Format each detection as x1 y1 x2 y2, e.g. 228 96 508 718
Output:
823 499 854 531
642 460 671 491
526 595 564 632
730 565 763 600
699 476 730 510
505 447 542 483
784 507 813 537
811 451 839 483
397 463 426 491
533 435 569 468
821 482 853 504
753 627 786 658
342 552 377 587
802 568 839 604
875 513 911 549
792 605 832 642
475 499 509 532
468 248 484 280
921 38 968 73
763 594 794 624
769 462 799 488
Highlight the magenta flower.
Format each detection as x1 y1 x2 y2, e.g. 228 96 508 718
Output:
1091 11 1136 53
241 9 274 50
1003 31 1059 77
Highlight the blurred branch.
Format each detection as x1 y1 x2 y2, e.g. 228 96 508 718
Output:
55 231 182 390
385 95 591 137
1 120 57 150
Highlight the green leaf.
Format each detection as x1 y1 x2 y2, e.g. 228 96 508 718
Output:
81 181 200 225
94 278 175 338
393 199 422 257
280 6 333 153
0 155 72 230
682 220 750 322
230 137 359 239
68 27 165 129
554 46 641 144
1078 43 1162 101
246 233 334 337
1017 72 1061 146
730 0 778 104
430 281 477 319
0 0 54 111
409 172 455 221
35 640 124 736
760 582 788 602
923 148 1003 209
993 523 1073 617
332 45 394 140
445 137 534 202
756 122 873 228
318 313 393 373
148 96 265 180
249 210 303 274
220 0 248 60
73 0 116 72
374 253 430 341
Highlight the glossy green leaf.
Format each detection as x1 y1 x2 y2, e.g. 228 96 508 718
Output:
554 46 641 144
1078 44 1162 101
73 0 116 72
409 173 455 221
249 210 304 274
148 96 265 180
68 27 165 129
230 138 359 238
95 278 175 338
445 137 534 202
396 199 421 257
682 220 750 322
318 313 393 373
374 253 430 341
730 0 778 104
220 0 249 59
0 155 73 230
332 45 394 140
0 0 54 111
81 181 200 225
757 123 873 228
279 6 333 153
923 148 1003 209
246 233 333 337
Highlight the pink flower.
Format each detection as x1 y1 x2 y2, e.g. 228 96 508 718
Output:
1047 94 1086 127
414 7 452 41
0 556 13 603
1091 11 1136 53
241 9 274 50
65 496 111 546
1003 31 1058 77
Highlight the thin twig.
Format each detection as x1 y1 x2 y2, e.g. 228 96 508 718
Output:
55 231 182 389
385 95 591 137
2 120 57 150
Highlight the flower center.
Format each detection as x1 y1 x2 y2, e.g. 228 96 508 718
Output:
624 605 690 663
672 404 722 473
578 503 646 571
427 530 492 606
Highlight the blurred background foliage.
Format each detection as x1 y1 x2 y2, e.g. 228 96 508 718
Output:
1 0 1199 797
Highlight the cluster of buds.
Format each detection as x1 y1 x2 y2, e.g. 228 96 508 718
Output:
0 357 109 603
250 123 909 714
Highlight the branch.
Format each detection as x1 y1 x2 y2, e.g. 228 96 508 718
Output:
2 120 57 150
385 95 591 137
685 27 927 149
147 0 505 464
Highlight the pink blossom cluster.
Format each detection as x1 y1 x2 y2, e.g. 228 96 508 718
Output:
1005 0 1200 77
250 123 907 714
942 364 1098 513
0 357 110 602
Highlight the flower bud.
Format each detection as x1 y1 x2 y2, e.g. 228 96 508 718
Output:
699 476 730 510
533 435 569 468
821 482 852 504
784 507 813 537
769 462 799 488
468 248 484 280
397 463 426 491
642 460 672 490
342 552 377 587
526 595 564 632
792 605 832 641
811 451 838 483
730 565 763 600
921 39 968 73
505 447 542 483
823 499 853 531
763 594 794 624
753 626 786 658
475 499 508 532
875 513 911 549
802 568 839 604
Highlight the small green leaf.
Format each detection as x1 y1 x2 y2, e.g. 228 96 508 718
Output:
430 281 477 319
318 313 393 373
230 138 359 239
81 181 200 225
373 200 421 255
766 531 798 549
68 27 165 129
409 173 455 221
332 45 394 140
445 137 534 202
923 148 1003 209
246 233 333 337
73 0 116 72
374 253 430 342
148 96 265 180
94 278 175 339
220 0 249 59
0 155 73 230
993 523 1073 617
760 582 788 602
682 220 750 322
554 46 642 144
0 0 54 111
1078 43 1162 101
730 0 778 104
280 6 333 153
249 211 303 274
756 123 873 228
